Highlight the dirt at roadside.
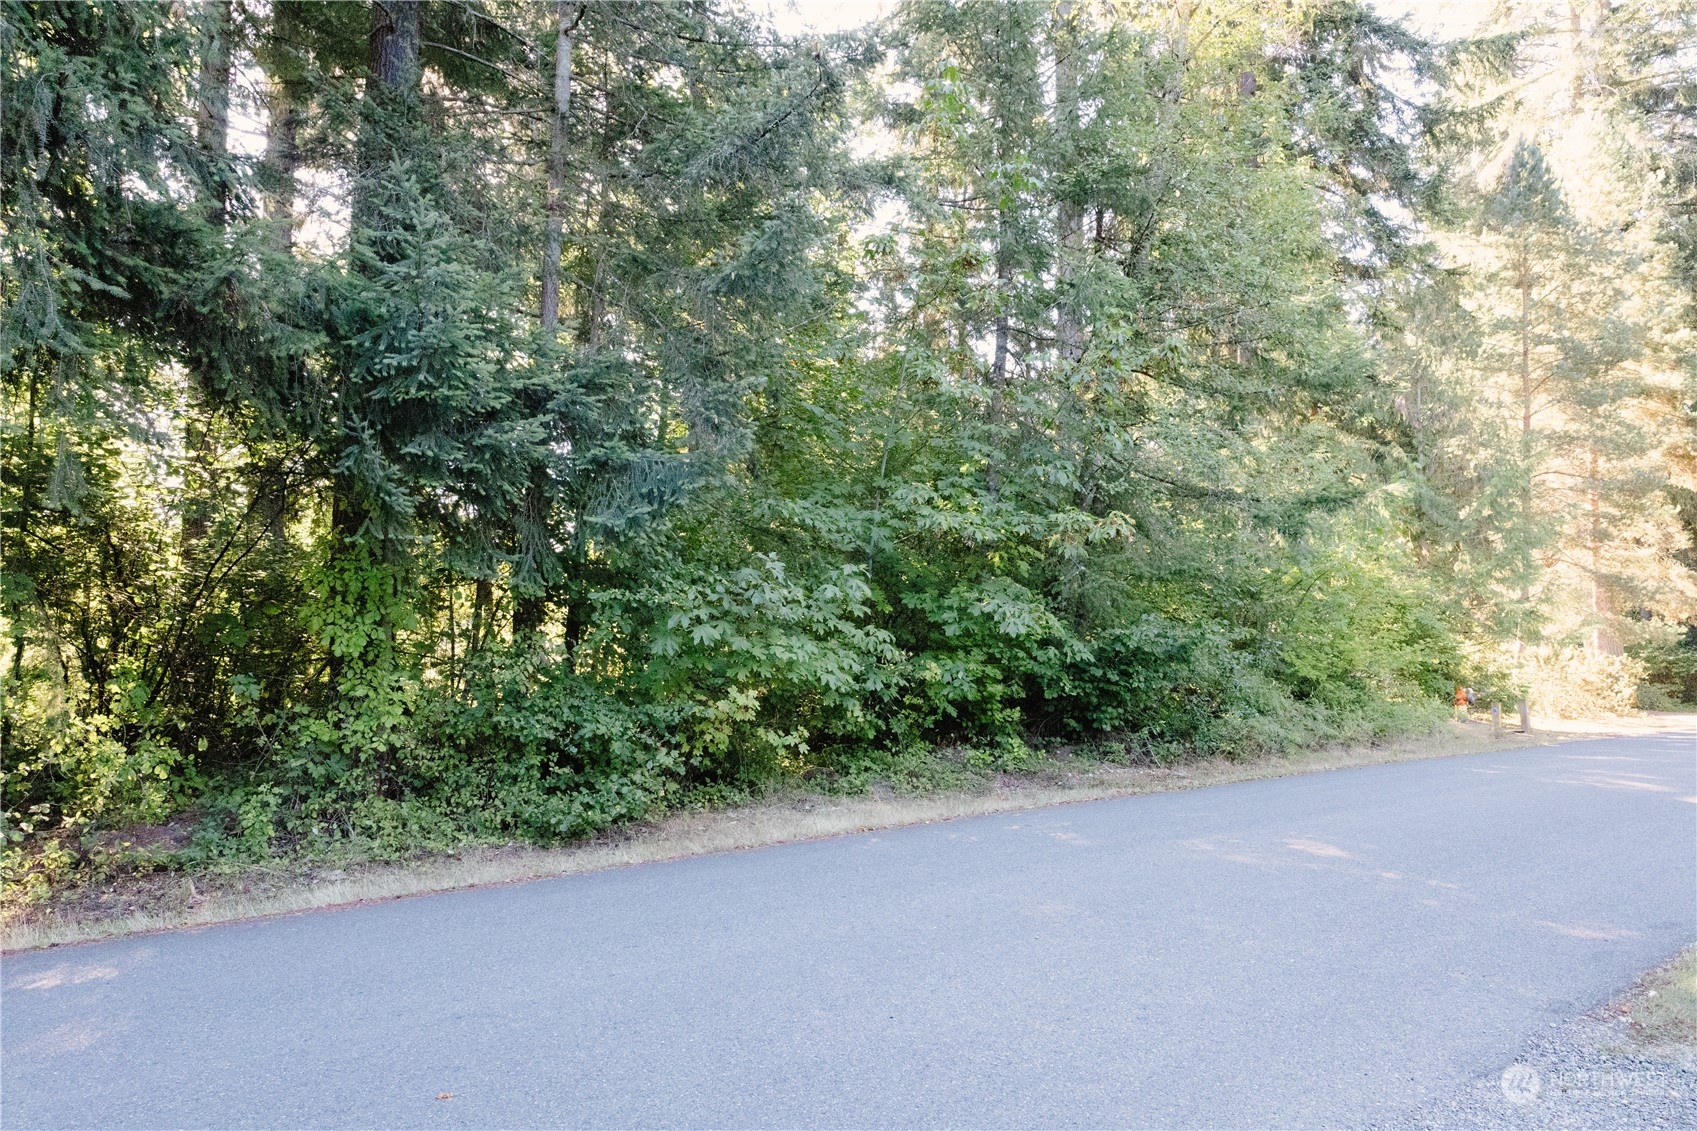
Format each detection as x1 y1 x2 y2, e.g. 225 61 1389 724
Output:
22 840 546 933
6 714 1687 952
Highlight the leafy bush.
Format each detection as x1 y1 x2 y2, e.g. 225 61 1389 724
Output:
594 555 902 783
1520 647 1649 718
1632 633 1697 708
1034 614 1244 739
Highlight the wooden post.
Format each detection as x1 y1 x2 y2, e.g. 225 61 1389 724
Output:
1518 698 1531 732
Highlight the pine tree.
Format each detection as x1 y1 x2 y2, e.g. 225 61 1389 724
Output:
1403 0 1697 711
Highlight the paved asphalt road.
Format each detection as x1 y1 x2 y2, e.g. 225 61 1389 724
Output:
5 732 1695 1129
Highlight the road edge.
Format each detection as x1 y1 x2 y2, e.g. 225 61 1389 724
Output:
5 718 1687 953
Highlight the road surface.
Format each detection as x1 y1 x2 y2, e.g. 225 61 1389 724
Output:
5 731 1694 1128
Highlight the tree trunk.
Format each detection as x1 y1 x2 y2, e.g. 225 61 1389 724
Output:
257 2 305 249
540 2 581 338
1166 1 1193 100
581 52 614 349
262 87 299 249
513 590 546 639
987 234 1011 501
1587 445 1620 654
1052 0 1085 367
1520 243 1532 437
351 0 420 232
562 589 589 662
185 2 231 560
512 472 550 639
260 3 303 251
1515 241 1534 660
1411 373 1430 565
368 1 420 94
336 0 421 555
470 578 492 654
518 3 582 639
196 1 232 227
179 415 214 552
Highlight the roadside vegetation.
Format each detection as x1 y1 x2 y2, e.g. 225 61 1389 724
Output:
1624 945 1697 1052
4 1 1695 908
5 717 1583 950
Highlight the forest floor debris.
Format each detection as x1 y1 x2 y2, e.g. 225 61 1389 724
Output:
3 713 1689 952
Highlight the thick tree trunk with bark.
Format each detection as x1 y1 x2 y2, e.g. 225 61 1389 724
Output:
256 1 305 250
350 0 420 236
262 86 299 250
369 1 420 94
196 1 232 227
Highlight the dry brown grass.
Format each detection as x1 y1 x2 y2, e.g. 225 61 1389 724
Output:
1622 945 1697 1052
3 714 1682 953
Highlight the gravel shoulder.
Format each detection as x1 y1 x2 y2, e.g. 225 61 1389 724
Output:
1379 947 1697 1130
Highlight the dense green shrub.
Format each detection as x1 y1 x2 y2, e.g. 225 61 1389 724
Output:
13 0 1685 896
